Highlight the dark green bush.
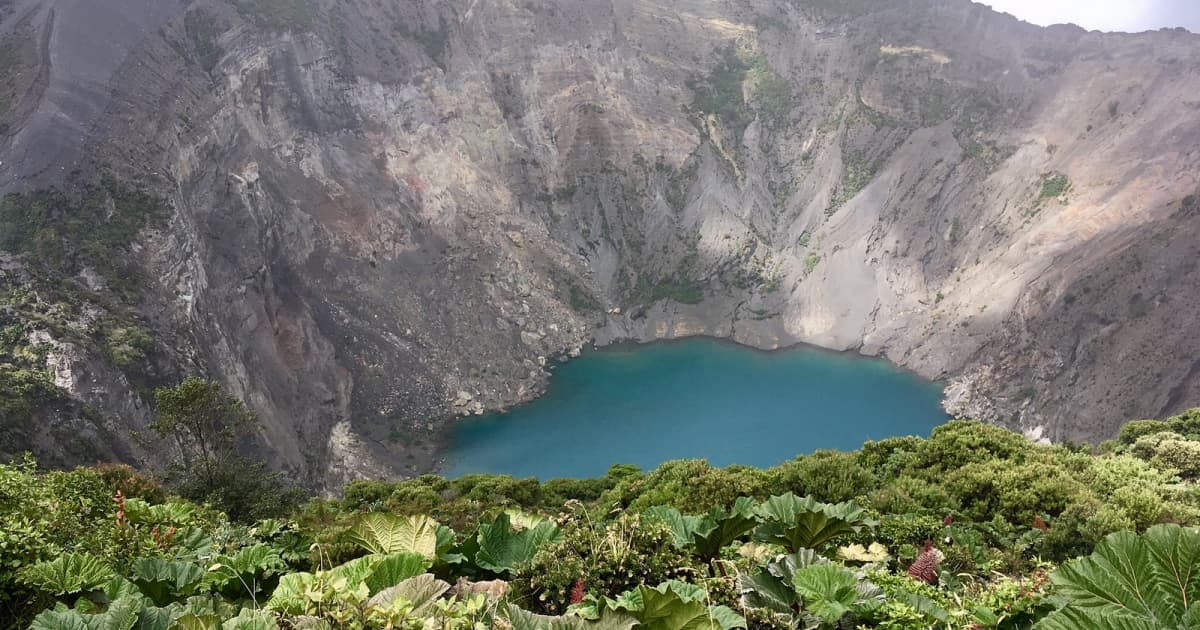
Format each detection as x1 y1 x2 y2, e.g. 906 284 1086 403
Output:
772 450 876 502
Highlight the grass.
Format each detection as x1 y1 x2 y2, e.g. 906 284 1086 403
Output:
804 253 821 273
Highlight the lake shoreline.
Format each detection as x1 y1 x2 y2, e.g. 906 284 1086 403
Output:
437 335 949 479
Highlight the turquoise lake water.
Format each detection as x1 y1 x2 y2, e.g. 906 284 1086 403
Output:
444 338 948 479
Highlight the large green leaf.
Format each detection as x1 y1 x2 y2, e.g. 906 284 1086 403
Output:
739 570 795 616
206 544 288 597
348 513 440 559
365 573 450 614
754 494 871 552
328 554 382 587
29 598 143 630
20 553 115 596
132 607 180 630
475 512 561 575
1035 608 1159 630
435 525 465 565
505 603 637 630
740 549 828 616
618 582 746 630
645 506 706 549
791 564 858 624
30 610 92 630
1038 524 1200 628
129 559 205 606
170 528 215 558
266 572 314 615
691 498 759 561
173 614 221 630
363 553 431 594
893 589 950 624
91 598 142 630
646 499 758 562
124 500 197 527
220 608 276 630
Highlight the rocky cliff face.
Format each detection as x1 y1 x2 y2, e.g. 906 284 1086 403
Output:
2 0 1198 489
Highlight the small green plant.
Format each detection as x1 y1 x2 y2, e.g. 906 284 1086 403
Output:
1039 174 1070 200
1108 100 1119 118
805 254 821 273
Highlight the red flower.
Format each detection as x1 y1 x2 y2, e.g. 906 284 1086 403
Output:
570 578 587 604
907 541 941 585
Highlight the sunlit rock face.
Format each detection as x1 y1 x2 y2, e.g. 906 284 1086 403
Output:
2 0 1199 488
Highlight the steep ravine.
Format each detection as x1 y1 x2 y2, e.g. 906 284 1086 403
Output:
1 0 1199 489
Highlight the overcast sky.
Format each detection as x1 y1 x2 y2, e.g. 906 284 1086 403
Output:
977 0 1200 33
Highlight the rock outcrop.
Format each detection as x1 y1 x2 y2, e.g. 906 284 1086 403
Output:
1 0 1198 488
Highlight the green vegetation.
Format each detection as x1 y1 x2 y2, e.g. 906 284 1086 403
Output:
690 47 753 136
690 47 793 138
150 378 305 523
804 253 821 273
829 152 878 212
0 181 168 440
6 409 1200 628
236 0 318 32
628 276 704 306
567 285 602 314
745 56 793 129
1039 174 1070 201
0 180 166 293
1108 101 1120 119
627 243 704 306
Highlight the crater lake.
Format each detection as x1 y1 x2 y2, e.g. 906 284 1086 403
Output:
445 338 948 478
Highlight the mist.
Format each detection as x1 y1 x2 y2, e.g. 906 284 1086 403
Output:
979 0 1200 33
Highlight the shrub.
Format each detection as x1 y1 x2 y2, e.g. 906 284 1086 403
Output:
772 450 876 502
867 476 954 515
608 460 771 513
1118 419 1172 445
907 420 1031 478
1148 437 1200 478
1039 174 1070 200
521 512 699 614
857 436 923 480
91 463 166 503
